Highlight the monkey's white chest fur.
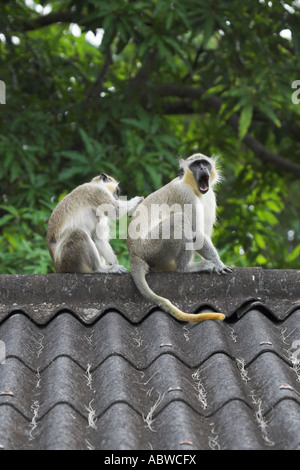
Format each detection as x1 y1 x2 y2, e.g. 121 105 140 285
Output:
175 179 216 239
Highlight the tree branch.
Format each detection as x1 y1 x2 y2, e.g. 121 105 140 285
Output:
156 84 300 178
20 11 84 31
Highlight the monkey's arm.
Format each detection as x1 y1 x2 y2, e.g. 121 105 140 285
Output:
93 238 127 273
96 196 143 220
122 196 144 216
94 238 118 265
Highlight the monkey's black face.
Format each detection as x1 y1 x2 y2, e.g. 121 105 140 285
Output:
189 159 211 194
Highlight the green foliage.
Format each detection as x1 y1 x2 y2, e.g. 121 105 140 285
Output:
0 0 299 273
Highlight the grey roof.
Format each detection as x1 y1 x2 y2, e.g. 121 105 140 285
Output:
0 268 299 450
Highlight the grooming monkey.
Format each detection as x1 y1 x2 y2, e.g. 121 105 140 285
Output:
127 153 232 322
47 174 143 273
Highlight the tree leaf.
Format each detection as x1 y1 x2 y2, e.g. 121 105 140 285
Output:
258 103 281 127
239 104 253 140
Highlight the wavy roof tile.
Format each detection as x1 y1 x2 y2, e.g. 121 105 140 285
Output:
0 268 299 450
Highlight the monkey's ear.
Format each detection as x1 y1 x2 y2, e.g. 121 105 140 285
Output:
178 167 185 179
99 173 109 182
113 186 120 200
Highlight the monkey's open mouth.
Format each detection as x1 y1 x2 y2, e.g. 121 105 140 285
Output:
198 175 209 194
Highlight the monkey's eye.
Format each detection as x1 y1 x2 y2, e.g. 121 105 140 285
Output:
203 160 212 170
190 159 212 171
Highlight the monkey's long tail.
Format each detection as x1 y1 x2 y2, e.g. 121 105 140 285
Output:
130 257 225 323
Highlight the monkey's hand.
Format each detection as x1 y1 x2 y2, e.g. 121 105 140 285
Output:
128 196 144 215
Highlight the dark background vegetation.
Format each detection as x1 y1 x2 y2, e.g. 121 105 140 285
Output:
0 0 299 273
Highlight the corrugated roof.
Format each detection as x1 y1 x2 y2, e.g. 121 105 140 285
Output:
0 268 299 450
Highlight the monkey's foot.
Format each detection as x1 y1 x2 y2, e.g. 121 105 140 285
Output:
95 265 128 274
213 263 232 275
108 264 128 274
216 265 232 275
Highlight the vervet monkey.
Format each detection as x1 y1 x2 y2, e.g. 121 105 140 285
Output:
127 153 232 322
47 174 143 274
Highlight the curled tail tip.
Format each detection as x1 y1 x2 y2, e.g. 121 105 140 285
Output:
191 312 225 322
163 301 226 323
177 311 225 322
207 312 225 321
213 312 226 321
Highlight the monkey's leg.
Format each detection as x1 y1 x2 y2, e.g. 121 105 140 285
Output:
186 260 225 273
57 229 111 273
176 249 222 274
172 227 218 274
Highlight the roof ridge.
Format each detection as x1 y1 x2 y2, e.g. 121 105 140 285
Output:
1 268 299 324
